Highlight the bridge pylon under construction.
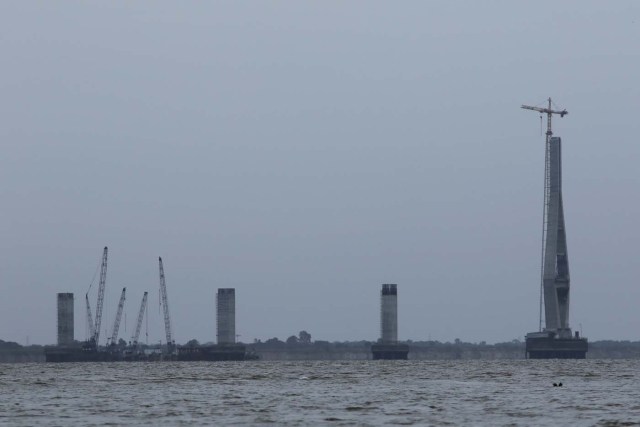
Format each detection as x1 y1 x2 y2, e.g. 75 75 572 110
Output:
521 99 587 359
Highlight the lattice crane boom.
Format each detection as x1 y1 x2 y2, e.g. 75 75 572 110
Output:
93 247 108 346
132 292 148 346
158 257 173 347
109 287 126 345
85 293 95 339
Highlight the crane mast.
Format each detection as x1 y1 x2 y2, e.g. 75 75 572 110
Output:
158 257 174 350
521 98 568 331
85 293 95 339
109 287 126 346
92 247 108 346
131 292 148 346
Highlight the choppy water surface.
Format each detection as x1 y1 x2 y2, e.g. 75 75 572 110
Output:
1 360 639 426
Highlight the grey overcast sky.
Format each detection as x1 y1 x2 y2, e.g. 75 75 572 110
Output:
1 1 639 346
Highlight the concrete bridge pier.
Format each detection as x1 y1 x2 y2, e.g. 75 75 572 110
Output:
371 284 409 360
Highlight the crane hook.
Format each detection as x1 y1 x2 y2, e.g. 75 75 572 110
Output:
540 114 543 136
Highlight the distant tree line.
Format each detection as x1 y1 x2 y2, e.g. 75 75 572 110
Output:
2 337 640 360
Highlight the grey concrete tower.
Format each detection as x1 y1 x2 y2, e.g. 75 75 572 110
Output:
380 284 398 344
371 284 408 359
522 99 587 358
57 293 74 346
542 136 572 338
216 288 236 344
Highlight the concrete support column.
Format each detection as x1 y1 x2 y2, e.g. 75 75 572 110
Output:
57 293 74 346
380 284 398 344
216 288 236 344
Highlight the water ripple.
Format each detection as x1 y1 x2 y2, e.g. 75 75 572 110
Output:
0 360 639 425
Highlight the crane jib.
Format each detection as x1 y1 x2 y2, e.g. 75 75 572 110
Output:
132 292 148 346
159 257 173 348
93 247 108 346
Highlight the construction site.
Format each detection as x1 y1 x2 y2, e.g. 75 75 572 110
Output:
44 248 250 362
45 98 589 362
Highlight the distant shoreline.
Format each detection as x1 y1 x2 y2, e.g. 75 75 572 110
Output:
2 339 639 363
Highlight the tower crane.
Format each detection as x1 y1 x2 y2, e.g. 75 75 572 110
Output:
85 293 95 339
158 257 174 352
521 98 567 142
521 98 568 332
131 292 148 347
109 287 126 346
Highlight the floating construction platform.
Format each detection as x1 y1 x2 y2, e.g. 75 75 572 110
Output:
525 331 588 359
45 339 178 363
178 344 250 361
371 343 409 360
45 346 123 362
44 343 253 362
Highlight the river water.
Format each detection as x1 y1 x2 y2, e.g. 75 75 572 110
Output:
1 360 639 426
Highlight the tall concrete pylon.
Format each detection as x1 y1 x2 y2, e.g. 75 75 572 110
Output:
542 137 571 337
522 99 587 358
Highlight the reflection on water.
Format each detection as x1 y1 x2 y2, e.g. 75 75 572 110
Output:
0 360 639 425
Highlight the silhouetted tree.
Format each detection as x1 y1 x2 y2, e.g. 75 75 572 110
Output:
265 337 284 346
298 330 311 344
